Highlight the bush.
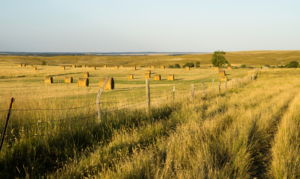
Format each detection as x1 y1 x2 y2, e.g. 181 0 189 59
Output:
41 61 47 65
265 65 270 67
298 64 300 68
196 61 200 67
174 64 181 68
183 62 194 68
241 64 246 68
285 61 299 68
169 65 174 68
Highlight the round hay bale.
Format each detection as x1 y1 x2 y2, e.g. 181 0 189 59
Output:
127 74 134 79
145 73 151 79
214 67 219 71
78 78 89 87
151 66 155 69
32 67 37 70
103 65 107 68
219 70 226 76
91 67 96 70
145 70 151 74
18 64 22 67
61 66 65 70
114 66 119 69
21 64 26 67
132 66 136 71
219 77 228 82
29 65 33 67
154 74 161 80
120 65 124 68
44 77 53 84
161 66 165 69
228 66 232 70
99 77 114 90
65 77 73 83
185 66 190 70
83 72 89 77
72 65 76 68
167 74 174 80
82 65 86 68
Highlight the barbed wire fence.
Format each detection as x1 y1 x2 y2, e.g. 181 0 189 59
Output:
0 69 258 150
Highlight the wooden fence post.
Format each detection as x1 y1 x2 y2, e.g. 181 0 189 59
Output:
146 79 150 114
212 79 214 93
191 84 194 100
0 98 14 153
202 78 205 96
173 86 175 101
225 80 227 92
96 76 109 123
218 81 221 93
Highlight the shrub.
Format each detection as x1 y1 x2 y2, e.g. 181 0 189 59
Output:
285 61 299 68
241 64 246 68
183 62 194 68
174 64 181 68
196 61 200 67
41 61 47 65
169 65 174 68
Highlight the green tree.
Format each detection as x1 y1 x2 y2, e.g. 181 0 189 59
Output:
174 64 181 68
183 62 194 68
169 65 174 68
196 61 200 67
210 51 228 67
285 61 299 68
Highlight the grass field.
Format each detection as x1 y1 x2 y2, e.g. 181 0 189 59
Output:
0 53 300 178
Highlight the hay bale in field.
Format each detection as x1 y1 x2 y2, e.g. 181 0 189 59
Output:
64 77 73 83
103 65 107 68
167 74 174 80
120 65 123 68
82 65 86 68
145 70 151 74
214 67 219 71
145 73 151 79
154 74 161 80
185 66 190 70
228 66 232 70
61 66 65 70
83 72 89 77
32 67 37 70
18 64 22 67
21 64 26 67
132 66 136 71
78 78 89 87
151 66 155 69
99 77 114 90
219 70 226 76
91 67 96 70
72 65 76 68
114 66 118 69
127 74 134 79
29 65 33 67
219 77 228 82
44 77 53 84
161 66 165 69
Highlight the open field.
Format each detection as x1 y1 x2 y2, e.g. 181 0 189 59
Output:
1 55 300 178
1 50 300 67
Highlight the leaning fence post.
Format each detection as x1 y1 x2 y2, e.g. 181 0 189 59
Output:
173 86 175 101
191 84 194 100
146 79 150 114
0 98 14 154
218 81 221 93
202 78 205 96
96 76 109 123
225 80 227 92
212 79 214 93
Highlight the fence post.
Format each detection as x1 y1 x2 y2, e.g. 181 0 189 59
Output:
191 84 194 100
96 76 109 123
212 79 214 93
0 98 14 153
218 81 221 93
202 78 205 96
173 86 175 101
146 79 150 114
225 80 227 92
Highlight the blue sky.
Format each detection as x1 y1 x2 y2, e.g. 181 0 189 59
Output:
0 0 300 52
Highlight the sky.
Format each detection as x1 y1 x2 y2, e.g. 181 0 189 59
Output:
0 0 300 52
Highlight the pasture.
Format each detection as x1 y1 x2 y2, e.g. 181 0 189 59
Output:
0 53 300 178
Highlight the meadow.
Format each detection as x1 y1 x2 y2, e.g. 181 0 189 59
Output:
0 51 300 178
